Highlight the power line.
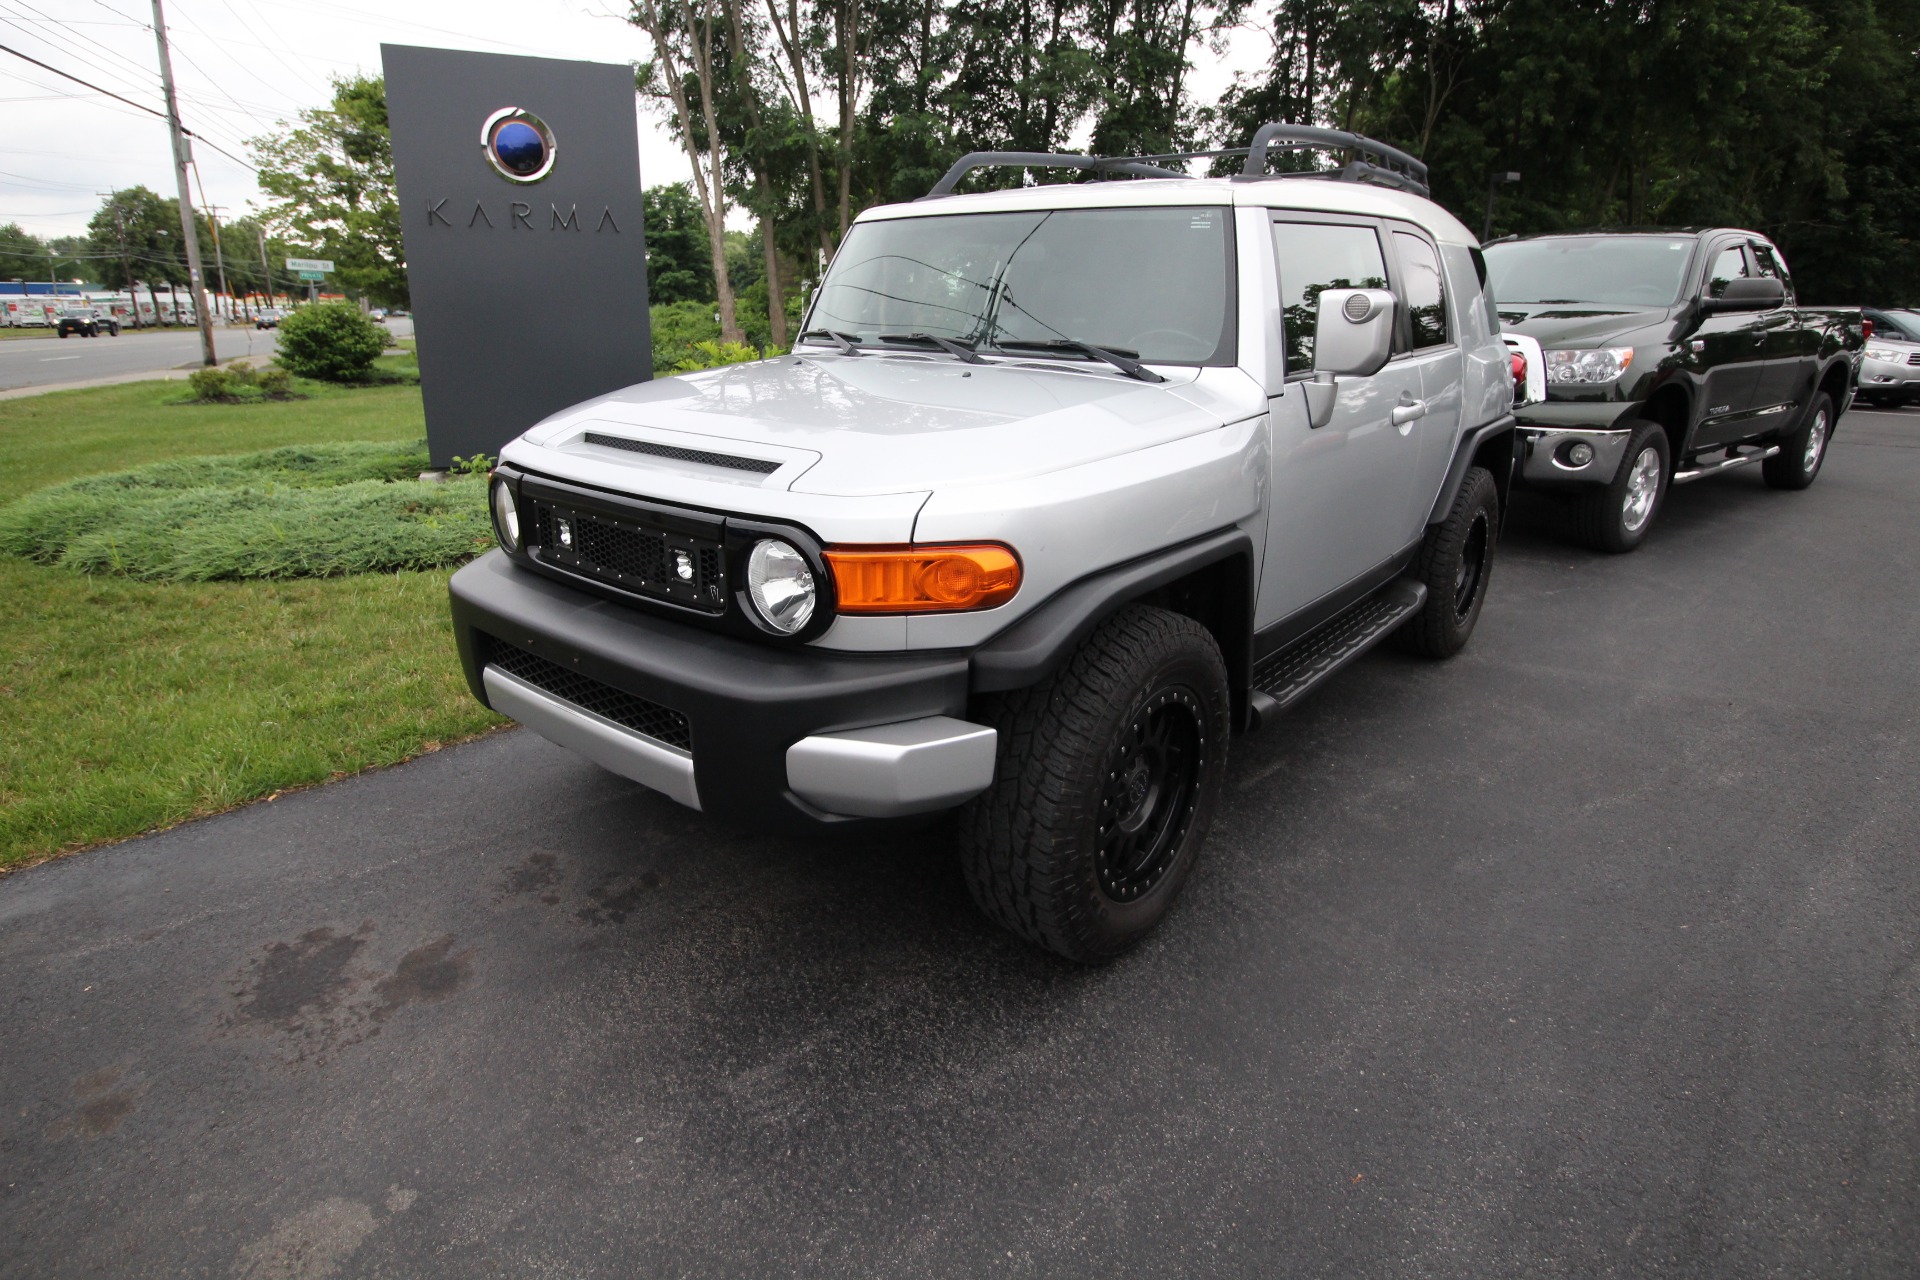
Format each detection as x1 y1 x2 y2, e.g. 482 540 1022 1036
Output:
0 42 255 170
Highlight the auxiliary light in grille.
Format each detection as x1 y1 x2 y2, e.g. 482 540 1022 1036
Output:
482 634 691 751
529 498 727 612
582 432 781 475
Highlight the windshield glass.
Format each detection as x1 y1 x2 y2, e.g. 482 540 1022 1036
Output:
1484 235 1695 308
809 206 1235 364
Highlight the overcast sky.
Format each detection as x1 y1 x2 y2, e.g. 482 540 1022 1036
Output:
5 0 1267 246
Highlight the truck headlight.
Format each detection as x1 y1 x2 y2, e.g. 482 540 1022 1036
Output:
746 538 816 633
490 478 521 551
1544 347 1634 384
1864 344 1906 363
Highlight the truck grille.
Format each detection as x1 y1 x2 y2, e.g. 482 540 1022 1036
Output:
482 634 692 751
1908 352 1920 367
527 498 727 612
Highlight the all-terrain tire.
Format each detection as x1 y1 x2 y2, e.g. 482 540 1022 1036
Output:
1763 391 1833 490
958 605 1231 964
1574 419 1669 553
1393 465 1498 658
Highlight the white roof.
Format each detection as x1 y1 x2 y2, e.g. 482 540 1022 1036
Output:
857 175 1478 247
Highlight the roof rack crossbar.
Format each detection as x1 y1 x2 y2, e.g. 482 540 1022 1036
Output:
1237 124 1429 196
923 151 1192 198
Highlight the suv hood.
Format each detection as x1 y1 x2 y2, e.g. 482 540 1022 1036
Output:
1498 304 1673 348
516 354 1236 497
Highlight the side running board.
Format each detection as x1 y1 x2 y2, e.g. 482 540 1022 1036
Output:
1247 579 1426 728
1673 443 1779 485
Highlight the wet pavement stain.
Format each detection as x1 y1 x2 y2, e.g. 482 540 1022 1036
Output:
372 936 471 1020
575 870 662 926
496 852 564 906
56 1065 143 1139
235 925 370 1026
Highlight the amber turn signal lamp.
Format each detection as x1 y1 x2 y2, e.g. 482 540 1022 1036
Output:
825 543 1021 613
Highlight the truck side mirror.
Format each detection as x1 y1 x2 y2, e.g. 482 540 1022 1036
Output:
1698 276 1785 314
1304 288 1396 427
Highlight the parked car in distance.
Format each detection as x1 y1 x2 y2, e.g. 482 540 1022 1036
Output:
55 307 118 338
1863 307 1920 343
254 308 285 329
1485 229 1863 552
1858 332 1920 407
369 307 388 320
452 124 1523 963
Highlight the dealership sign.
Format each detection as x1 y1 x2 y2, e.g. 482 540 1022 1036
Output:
383 44 652 469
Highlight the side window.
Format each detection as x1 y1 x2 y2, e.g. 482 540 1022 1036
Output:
1706 244 1750 298
1469 245 1501 335
1271 221 1389 374
1393 232 1448 349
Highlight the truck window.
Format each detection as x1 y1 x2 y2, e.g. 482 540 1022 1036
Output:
1393 232 1448 348
1273 222 1388 374
1751 243 1796 300
1706 245 1750 298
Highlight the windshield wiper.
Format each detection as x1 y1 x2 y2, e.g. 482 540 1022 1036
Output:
877 332 988 364
796 328 864 355
990 338 1166 383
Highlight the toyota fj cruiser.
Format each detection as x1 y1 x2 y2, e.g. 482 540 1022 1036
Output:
1484 229 1863 551
450 125 1522 961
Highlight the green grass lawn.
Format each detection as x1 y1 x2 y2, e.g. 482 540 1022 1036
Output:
0 370 502 870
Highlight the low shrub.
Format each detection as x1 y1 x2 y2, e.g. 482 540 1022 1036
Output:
186 367 236 401
0 441 494 581
275 303 389 383
256 367 294 399
671 339 762 373
184 363 302 404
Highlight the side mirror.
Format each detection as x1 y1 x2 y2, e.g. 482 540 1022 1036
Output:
1699 276 1785 314
1304 288 1395 427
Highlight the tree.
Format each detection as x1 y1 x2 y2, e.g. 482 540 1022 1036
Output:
642 183 718 302
0 223 47 281
250 75 409 307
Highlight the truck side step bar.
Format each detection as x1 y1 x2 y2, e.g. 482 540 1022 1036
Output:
1673 444 1780 485
1247 579 1427 728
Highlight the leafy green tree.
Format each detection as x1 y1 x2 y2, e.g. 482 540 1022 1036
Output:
642 183 718 303
250 75 408 307
0 223 48 281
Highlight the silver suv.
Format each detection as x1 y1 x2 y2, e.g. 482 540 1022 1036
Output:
451 126 1522 961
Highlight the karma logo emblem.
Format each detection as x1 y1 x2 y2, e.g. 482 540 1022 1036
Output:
481 107 556 183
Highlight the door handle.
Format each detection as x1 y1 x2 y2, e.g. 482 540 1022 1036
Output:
1391 396 1427 427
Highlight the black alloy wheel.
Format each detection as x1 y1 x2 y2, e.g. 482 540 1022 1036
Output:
1395 465 1499 658
1095 686 1206 903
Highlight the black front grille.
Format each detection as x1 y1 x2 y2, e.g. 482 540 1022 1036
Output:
483 634 692 751
582 432 781 475
527 497 727 612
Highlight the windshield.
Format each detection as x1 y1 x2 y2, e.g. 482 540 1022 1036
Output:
809 206 1235 364
1484 235 1695 308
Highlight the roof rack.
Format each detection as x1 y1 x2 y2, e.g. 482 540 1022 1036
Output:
1238 124 1429 196
919 124 1429 200
923 152 1191 199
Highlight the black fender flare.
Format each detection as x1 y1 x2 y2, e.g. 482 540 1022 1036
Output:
1428 415 1516 529
970 527 1255 696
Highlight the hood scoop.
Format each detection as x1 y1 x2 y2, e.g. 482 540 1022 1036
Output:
581 431 781 476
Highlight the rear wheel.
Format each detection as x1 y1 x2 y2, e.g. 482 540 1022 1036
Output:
1395 465 1498 658
1574 419 1669 553
1763 392 1832 490
958 605 1230 964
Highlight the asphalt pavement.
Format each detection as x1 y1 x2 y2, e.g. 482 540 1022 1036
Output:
2 408 1916 1278
0 317 412 392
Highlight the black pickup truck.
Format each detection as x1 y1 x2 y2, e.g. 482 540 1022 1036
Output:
1484 228 1863 551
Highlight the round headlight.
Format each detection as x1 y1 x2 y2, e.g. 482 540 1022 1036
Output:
491 478 520 552
746 538 816 634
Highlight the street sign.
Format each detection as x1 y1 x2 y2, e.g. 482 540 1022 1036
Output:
296 270 326 281
285 258 334 272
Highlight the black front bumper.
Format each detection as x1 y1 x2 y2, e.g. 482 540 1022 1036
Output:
449 550 970 831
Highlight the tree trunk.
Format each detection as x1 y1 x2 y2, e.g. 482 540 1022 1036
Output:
760 216 786 347
765 0 835 260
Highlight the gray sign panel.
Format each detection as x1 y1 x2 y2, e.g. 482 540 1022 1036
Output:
383 44 651 468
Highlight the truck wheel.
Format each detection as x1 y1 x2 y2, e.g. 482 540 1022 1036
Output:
1574 419 1668 553
1394 465 1498 658
1763 392 1833 491
958 605 1230 964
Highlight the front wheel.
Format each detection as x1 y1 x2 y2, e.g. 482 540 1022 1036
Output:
1764 392 1833 490
1395 465 1498 658
1574 419 1669 553
958 605 1231 963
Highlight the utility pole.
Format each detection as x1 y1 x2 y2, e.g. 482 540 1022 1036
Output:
257 223 275 309
199 196 230 323
150 0 216 365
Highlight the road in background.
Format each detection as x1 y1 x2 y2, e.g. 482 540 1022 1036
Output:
0 317 414 393
1 409 1915 1277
